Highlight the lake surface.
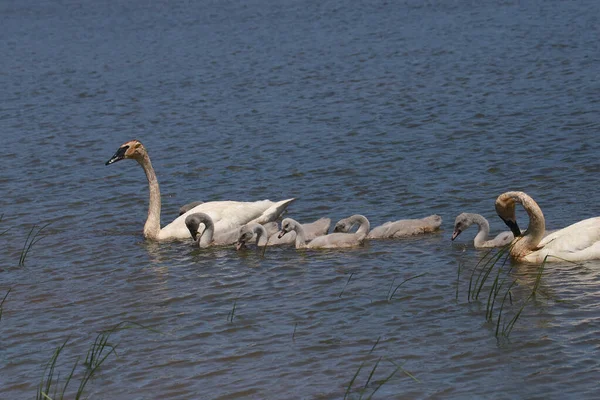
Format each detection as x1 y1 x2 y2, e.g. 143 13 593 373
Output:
1 0 600 398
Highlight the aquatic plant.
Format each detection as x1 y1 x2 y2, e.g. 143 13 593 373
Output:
339 272 354 298
19 222 51 267
386 273 427 301
344 336 418 399
460 244 549 339
227 299 237 322
0 288 11 323
36 321 157 400
0 214 10 237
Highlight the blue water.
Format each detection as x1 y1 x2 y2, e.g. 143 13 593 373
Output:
1 0 600 398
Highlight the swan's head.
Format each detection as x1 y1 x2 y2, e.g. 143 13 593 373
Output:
495 193 521 237
105 140 146 165
236 225 254 250
333 218 352 233
278 218 295 239
452 213 472 241
185 213 211 242
185 214 202 241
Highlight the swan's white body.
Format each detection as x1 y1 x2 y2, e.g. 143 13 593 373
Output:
237 218 331 249
334 214 441 239
452 213 514 248
106 140 294 241
495 191 600 263
280 217 365 249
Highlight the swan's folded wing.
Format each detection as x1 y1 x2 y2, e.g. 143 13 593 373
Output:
307 232 365 248
538 217 600 253
247 198 295 225
302 218 331 239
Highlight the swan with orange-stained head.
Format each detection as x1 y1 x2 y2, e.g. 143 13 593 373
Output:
495 191 600 263
106 140 294 241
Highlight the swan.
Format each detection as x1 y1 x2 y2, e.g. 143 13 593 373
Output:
495 191 600 263
236 218 331 249
185 213 242 248
334 214 442 239
105 140 295 241
452 213 515 248
236 223 291 249
279 217 366 249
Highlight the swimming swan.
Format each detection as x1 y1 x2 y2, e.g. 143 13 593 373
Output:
105 140 295 241
236 218 331 249
495 191 600 263
334 214 442 239
279 217 366 249
452 213 514 248
236 223 291 249
185 213 242 248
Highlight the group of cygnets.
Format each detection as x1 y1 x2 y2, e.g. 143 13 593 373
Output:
106 140 600 265
183 210 444 250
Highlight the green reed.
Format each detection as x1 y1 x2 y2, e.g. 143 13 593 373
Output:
0 214 10 237
19 222 51 267
227 299 237 322
461 242 549 339
387 273 427 301
36 321 157 400
0 288 11 323
339 273 354 298
344 336 418 399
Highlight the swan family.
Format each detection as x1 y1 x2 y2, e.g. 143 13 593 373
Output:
106 140 600 264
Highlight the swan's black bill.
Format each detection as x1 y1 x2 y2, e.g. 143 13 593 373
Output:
501 218 521 237
278 230 288 239
105 145 129 165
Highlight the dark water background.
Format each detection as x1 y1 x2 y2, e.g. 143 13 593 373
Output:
1 0 600 398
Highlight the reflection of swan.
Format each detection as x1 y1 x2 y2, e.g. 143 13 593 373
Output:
495 191 600 263
106 140 294 241
236 218 331 249
279 218 365 249
186 213 241 248
452 213 514 248
334 214 441 239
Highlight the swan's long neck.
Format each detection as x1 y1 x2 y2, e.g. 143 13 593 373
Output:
470 214 491 247
350 215 370 236
292 221 308 248
139 152 161 240
508 192 546 256
253 224 268 246
199 217 214 248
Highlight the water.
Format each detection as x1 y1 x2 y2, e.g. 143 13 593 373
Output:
1 0 600 398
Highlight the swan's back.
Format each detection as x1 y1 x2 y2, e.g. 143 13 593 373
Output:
537 217 600 251
489 231 515 248
369 215 442 238
299 218 331 240
159 199 294 240
306 232 365 249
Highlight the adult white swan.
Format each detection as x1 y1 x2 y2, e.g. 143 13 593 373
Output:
452 213 515 248
106 140 295 241
495 191 600 263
